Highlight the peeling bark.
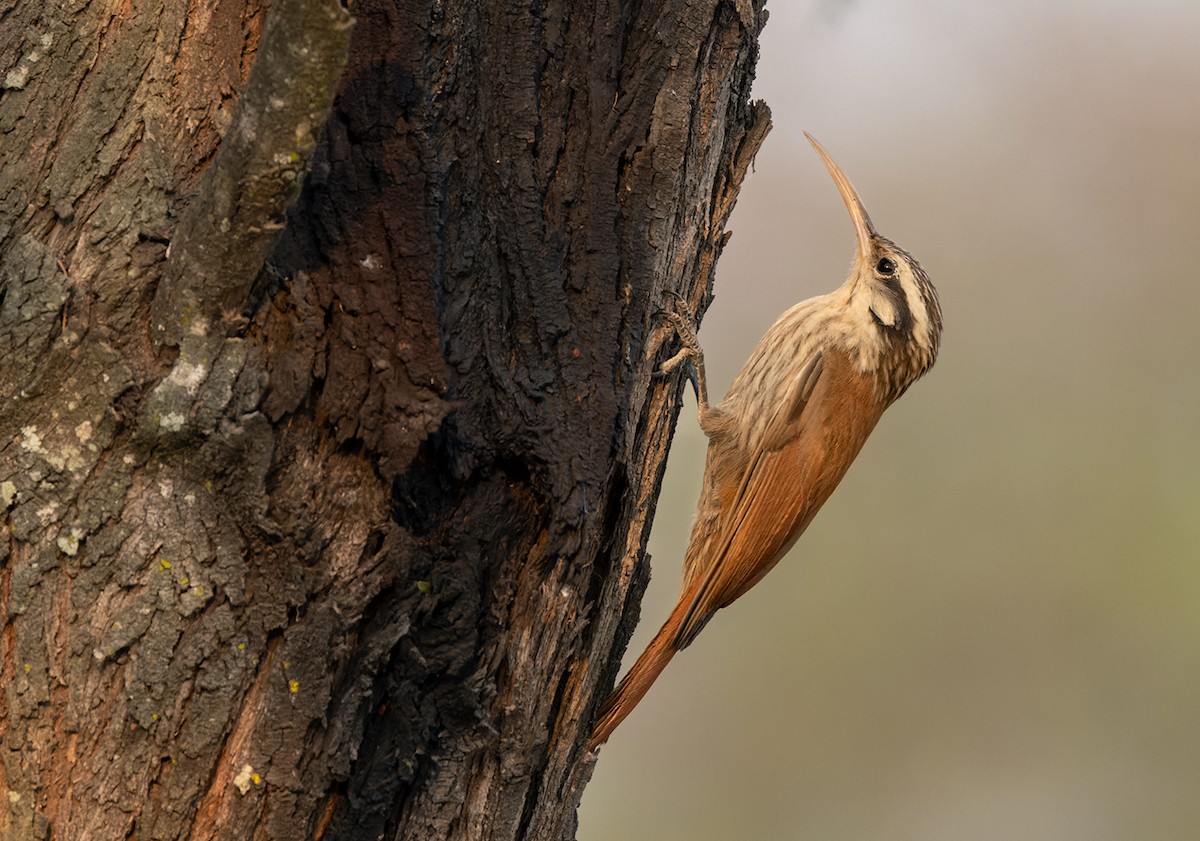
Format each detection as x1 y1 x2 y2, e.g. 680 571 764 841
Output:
0 0 769 838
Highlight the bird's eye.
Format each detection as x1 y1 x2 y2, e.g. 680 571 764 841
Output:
876 257 896 276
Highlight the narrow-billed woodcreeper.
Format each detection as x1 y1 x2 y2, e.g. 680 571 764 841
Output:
590 135 942 749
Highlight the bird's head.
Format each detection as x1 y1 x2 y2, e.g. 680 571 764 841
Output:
806 133 942 391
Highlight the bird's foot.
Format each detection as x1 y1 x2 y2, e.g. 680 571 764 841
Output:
654 292 709 408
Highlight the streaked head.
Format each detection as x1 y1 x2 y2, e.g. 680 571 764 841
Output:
805 133 942 390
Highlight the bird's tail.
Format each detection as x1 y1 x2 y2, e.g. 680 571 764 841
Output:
588 594 691 751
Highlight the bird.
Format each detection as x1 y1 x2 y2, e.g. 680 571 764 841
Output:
588 133 942 750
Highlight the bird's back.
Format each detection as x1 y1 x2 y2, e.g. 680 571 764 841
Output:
676 346 885 647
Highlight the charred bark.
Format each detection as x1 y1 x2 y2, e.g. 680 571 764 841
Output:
0 0 769 838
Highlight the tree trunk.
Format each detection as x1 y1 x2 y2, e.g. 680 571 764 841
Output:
0 0 769 838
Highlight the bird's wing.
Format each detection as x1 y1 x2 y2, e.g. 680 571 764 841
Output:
675 351 879 648
760 352 826 453
680 353 825 593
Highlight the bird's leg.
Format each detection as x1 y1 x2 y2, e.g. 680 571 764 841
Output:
660 310 707 406
658 303 720 434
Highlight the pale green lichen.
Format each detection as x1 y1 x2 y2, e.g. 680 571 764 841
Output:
62 444 85 472
159 412 186 431
167 360 209 394
4 63 31 90
233 764 262 794
56 526 83 556
19 426 44 453
2 33 53 90
20 424 88 472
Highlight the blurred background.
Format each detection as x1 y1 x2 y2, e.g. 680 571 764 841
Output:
580 0 1200 839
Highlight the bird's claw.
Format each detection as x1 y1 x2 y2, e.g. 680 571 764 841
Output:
659 301 701 371
653 292 706 404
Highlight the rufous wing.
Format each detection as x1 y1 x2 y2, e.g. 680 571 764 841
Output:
675 351 883 647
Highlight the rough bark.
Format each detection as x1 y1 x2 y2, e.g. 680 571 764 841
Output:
0 0 769 838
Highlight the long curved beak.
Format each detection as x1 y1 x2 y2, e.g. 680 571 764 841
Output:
805 132 876 264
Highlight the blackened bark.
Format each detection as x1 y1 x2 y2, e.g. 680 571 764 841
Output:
0 0 769 838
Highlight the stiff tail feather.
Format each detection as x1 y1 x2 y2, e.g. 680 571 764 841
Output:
588 590 697 750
